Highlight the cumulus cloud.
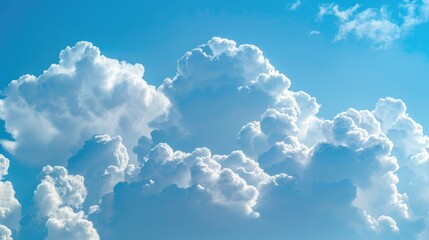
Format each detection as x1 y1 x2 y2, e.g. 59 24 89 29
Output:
318 1 429 48
236 94 410 228
67 134 137 207
372 98 429 237
153 37 291 154
34 165 99 240
0 155 21 233
136 143 279 216
0 225 12 240
44 207 98 240
105 37 428 239
2 37 429 239
0 41 170 166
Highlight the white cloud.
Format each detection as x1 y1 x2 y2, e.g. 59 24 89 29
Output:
309 30 321 36
289 0 302 11
92 38 429 239
45 207 99 240
0 155 21 233
67 134 137 207
372 98 429 232
401 0 429 29
34 166 86 216
154 37 291 154
0 41 170 166
2 37 429 239
0 156 9 180
318 3 360 21
374 98 429 166
34 165 99 240
0 225 12 240
318 1 429 48
238 91 320 161
137 143 279 216
364 211 399 233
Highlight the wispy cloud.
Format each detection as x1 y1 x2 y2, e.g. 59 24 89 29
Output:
318 1 429 48
309 30 321 36
289 0 302 11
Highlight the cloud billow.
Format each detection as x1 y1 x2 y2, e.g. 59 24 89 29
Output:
0 37 428 239
318 1 429 48
0 155 21 238
0 42 170 166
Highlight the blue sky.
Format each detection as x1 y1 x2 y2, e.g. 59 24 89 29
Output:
1 0 429 239
2 0 429 126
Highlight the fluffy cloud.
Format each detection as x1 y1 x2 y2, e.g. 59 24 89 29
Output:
67 134 137 207
85 38 429 239
236 95 410 232
373 98 429 238
0 155 21 233
374 97 429 166
318 1 429 48
152 37 291 153
0 156 9 180
0 225 12 240
2 37 429 239
34 165 99 240
136 143 278 216
44 207 98 240
0 41 170 166
318 4 400 48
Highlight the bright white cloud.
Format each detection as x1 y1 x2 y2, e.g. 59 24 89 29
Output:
0 41 170 166
0 156 9 180
0 155 21 233
45 207 99 240
1 38 429 239
309 30 321 36
34 165 99 240
237 95 408 226
154 37 291 154
67 134 137 207
91 38 429 239
138 143 281 216
0 225 12 240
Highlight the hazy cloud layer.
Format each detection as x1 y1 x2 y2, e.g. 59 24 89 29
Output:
153 37 291 153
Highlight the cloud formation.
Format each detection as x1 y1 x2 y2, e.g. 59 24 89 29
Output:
34 165 99 240
318 1 429 48
0 225 12 240
153 37 291 153
0 155 21 235
0 41 170 165
1 37 429 239
136 143 284 217
67 134 137 207
92 38 429 239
